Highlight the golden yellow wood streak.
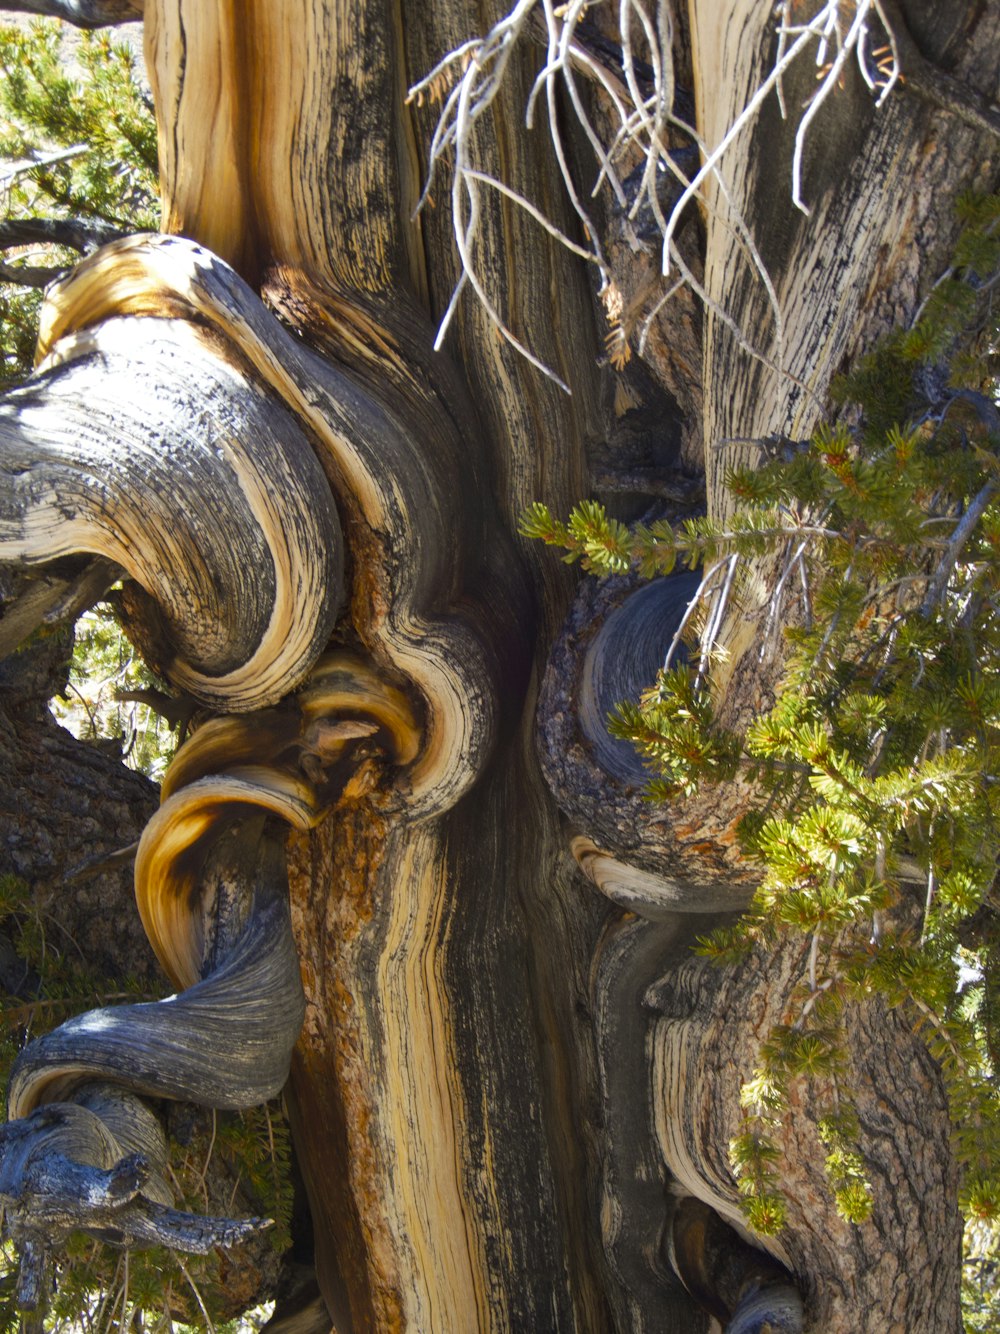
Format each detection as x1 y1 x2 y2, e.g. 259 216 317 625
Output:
3 311 343 711
135 769 320 991
38 234 496 810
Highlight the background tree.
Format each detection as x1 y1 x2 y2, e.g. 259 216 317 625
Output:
0 2 997 1332
0 17 156 385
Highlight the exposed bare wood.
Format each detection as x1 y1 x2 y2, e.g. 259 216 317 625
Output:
0 1 996 1330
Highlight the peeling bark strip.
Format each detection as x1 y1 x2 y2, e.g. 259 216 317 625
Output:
0 0 996 1329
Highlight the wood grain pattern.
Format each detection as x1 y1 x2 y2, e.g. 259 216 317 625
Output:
689 0 1000 686
2 309 343 710
2 1 995 1328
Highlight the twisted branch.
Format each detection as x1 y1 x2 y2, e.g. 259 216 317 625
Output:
0 1 142 28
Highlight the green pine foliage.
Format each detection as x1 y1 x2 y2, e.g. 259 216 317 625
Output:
51 604 178 781
522 195 1000 1252
0 18 158 387
0 874 293 1331
607 666 740 797
964 1216 1000 1332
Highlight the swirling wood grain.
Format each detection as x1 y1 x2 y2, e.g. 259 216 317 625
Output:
0 315 343 711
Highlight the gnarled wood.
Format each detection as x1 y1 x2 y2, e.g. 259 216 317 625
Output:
1 306 343 710
1 1 997 1330
648 935 962 1330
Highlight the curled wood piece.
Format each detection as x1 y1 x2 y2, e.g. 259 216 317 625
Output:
0 315 343 711
3 816 304 1308
572 836 751 916
158 713 305 802
72 1080 173 1207
590 917 805 1328
542 571 757 903
2 834 301 1308
588 916 697 1327
0 1101 267 1267
645 935 961 1328
155 651 420 804
134 776 320 989
36 232 511 810
648 952 793 1271
6 197 513 1324
143 649 420 986
9 847 305 1118
298 653 422 768
1 643 421 1307
0 1096 270 1314
577 573 701 789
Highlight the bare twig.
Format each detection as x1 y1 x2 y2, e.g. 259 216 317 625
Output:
696 552 738 688
173 1257 215 1334
194 1108 217 1209
64 841 139 883
661 556 729 674
0 145 87 186
0 259 68 288
920 480 998 616
413 1 903 390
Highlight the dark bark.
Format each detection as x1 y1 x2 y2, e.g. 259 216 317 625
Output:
0 219 126 256
0 219 128 290
0 578 159 980
881 0 1000 140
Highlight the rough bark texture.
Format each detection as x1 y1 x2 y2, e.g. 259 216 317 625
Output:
0 584 159 982
647 921 962 1332
1 0 998 1330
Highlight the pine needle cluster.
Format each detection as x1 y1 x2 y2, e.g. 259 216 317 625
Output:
523 194 1000 1237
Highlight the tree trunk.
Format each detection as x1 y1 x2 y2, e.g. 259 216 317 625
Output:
1 1 997 1330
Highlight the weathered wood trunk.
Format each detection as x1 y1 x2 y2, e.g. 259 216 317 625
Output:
2 1 998 1330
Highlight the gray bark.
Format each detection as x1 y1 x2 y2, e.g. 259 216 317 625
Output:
0 1 141 28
